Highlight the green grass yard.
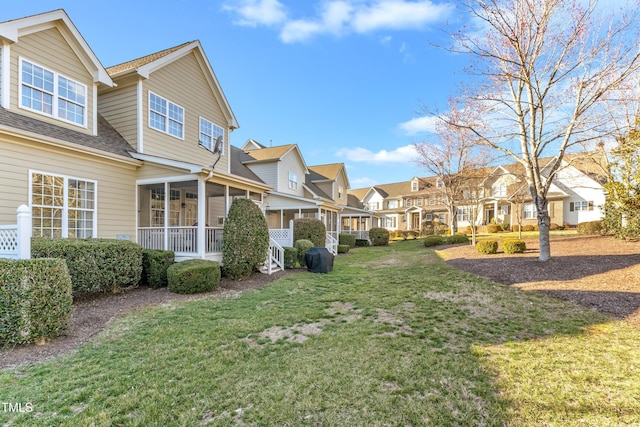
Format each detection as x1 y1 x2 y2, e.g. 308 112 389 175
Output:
1 240 639 426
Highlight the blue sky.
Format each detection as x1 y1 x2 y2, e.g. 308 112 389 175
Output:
3 1 471 188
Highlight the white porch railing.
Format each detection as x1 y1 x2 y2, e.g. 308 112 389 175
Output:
263 237 285 274
137 226 223 254
326 233 338 255
269 220 294 247
343 230 369 240
0 205 31 260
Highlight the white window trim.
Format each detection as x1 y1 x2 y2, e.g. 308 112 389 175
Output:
524 203 537 219
29 169 98 238
148 91 185 140
19 57 87 128
199 117 225 155
288 172 298 190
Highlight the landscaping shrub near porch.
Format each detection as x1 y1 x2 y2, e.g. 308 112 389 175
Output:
369 228 390 246
31 238 143 294
167 259 220 294
294 219 326 247
503 239 526 254
142 249 175 288
476 240 498 254
0 258 72 347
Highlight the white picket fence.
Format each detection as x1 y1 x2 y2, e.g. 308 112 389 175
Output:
0 205 32 260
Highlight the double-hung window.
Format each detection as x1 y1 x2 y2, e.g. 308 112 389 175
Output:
31 171 96 238
20 59 86 126
524 203 537 219
199 118 224 154
570 201 593 211
493 185 507 197
149 92 184 138
288 172 298 190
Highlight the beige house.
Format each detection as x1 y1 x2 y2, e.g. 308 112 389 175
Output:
0 10 271 262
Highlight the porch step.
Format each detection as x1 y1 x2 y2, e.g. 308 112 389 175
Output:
259 262 281 274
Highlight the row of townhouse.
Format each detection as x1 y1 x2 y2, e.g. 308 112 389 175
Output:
350 154 608 233
0 9 372 264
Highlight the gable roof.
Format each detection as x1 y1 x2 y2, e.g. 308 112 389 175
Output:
106 40 239 130
241 143 310 173
0 9 114 87
0 106 137 162
241 139 266 151
229 145 267 184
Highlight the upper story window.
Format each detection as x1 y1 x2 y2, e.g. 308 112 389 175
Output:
20 59 87 126
149 91 184 139
429 196 436 205
570 201 593 211
288 172 298 190
199 118 224 154
406 198 413 207
417 197 423 206
338 185 344 199
436 178 444 189
411 179 419 192
493 185 507 197
388 200 398 209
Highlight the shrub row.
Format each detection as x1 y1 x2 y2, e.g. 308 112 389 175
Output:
167 259 220 294
423 234 470 247
0 258 72 347
31 238 142 294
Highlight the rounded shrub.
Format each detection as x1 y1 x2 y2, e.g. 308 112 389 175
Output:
445 234 470 244
338 233 356 248
142 249 175 288
486 224 501 234
222 198 269 280
476 240 498 254
423 235 444 247
522 224 535 232
337 244 350 254
369 227 390 246
294 219 326 247
355 239 370 247
294 239 314 268
167 259 220 294
577 220 603 235
503 239 526 254
549 223 560 230
283 246 297 269
511 225 521 232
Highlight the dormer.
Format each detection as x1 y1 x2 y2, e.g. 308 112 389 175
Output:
0 9 114 136
410 177 419 192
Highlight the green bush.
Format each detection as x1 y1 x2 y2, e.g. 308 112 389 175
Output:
294 219 326 247
142 249 174 288
222 198 270 280
476 240 498 254
283 246 297 269
0 258 72 347
577 220 603 235
338 233 356 248
503 239 526 254
423 235 445 247
294 239 314 268
522 225 535 232
369 228 390 246
31 238 142 294
549 223 560 230
337 244 350 254
355 239 370 247
445 234 470 244
511 225 521 232
167 259 220 294
486 224 501 233
393 230 405 239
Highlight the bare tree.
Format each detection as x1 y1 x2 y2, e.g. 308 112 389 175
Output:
438 0 640 261
414 99 491 236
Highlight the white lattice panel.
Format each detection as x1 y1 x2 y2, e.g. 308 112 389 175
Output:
0 228 18 252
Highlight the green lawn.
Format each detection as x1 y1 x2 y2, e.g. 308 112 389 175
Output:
2 240 639 426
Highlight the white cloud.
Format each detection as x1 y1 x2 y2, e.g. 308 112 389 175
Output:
350 176 379 188
225 0 455 43
398 115 438 135
336 144 419 163
223 0 288 27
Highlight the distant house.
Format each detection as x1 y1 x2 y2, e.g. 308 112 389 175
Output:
350 153 608 232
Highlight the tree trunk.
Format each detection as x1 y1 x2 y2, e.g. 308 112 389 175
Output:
536 197 551 261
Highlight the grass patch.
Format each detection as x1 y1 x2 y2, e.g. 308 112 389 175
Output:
1 241 638 426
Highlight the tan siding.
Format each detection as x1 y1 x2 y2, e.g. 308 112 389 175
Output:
141 52 230 172
245 162 278 188
278 151 306 196
10 28 95 134
137 163 189 181
0 138 137 238
98 82 138 150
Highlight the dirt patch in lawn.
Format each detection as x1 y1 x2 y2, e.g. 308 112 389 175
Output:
0 269 294 370
440 234 640 325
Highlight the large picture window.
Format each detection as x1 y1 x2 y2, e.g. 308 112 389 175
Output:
31 171 96 238
20 59 86 126
149 92 184 138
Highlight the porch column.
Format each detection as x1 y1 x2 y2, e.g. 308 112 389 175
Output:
494 200 498 222
164 182 170 250
197 179 207 259
224 185 230 215
280 209 284 228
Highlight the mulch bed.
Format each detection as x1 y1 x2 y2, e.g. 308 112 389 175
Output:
2 234 638 370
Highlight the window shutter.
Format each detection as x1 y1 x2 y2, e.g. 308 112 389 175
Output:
569 202 574 212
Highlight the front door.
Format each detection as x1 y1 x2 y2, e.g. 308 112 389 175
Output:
485 207 495 224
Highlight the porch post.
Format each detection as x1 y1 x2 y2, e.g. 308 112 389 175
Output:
197 179 206 259
224 185 230 215
494 200 499 222
17 204 31 260
164 182 170 251
280 209 284 228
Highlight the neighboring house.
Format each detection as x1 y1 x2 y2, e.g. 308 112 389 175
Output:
239 140 373 240
350 153 608 232
0 10 271 262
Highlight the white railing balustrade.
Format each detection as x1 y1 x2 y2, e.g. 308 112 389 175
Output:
137 226 224 254
268 220 294 247
326 233 338 256
205 227 224 253
0 226 19 259
264 237 284 274
0 205 31 260
343 230 369 240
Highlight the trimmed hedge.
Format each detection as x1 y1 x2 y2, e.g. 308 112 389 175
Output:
31 238 142 294
337 244 350 254
522 225 535 232
577 220 603 235
0 258 72 347
503 239 526 254
222 198 270 280
446 234 470 244
486 224 501 234
294 239 314 268
167 259 220 294
423 235 445 247
476 240 498 254
294 219 326 247
338 233 356 248
355 239 370 247
369 228 390 246
283 246 297 269
142 249 175 288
